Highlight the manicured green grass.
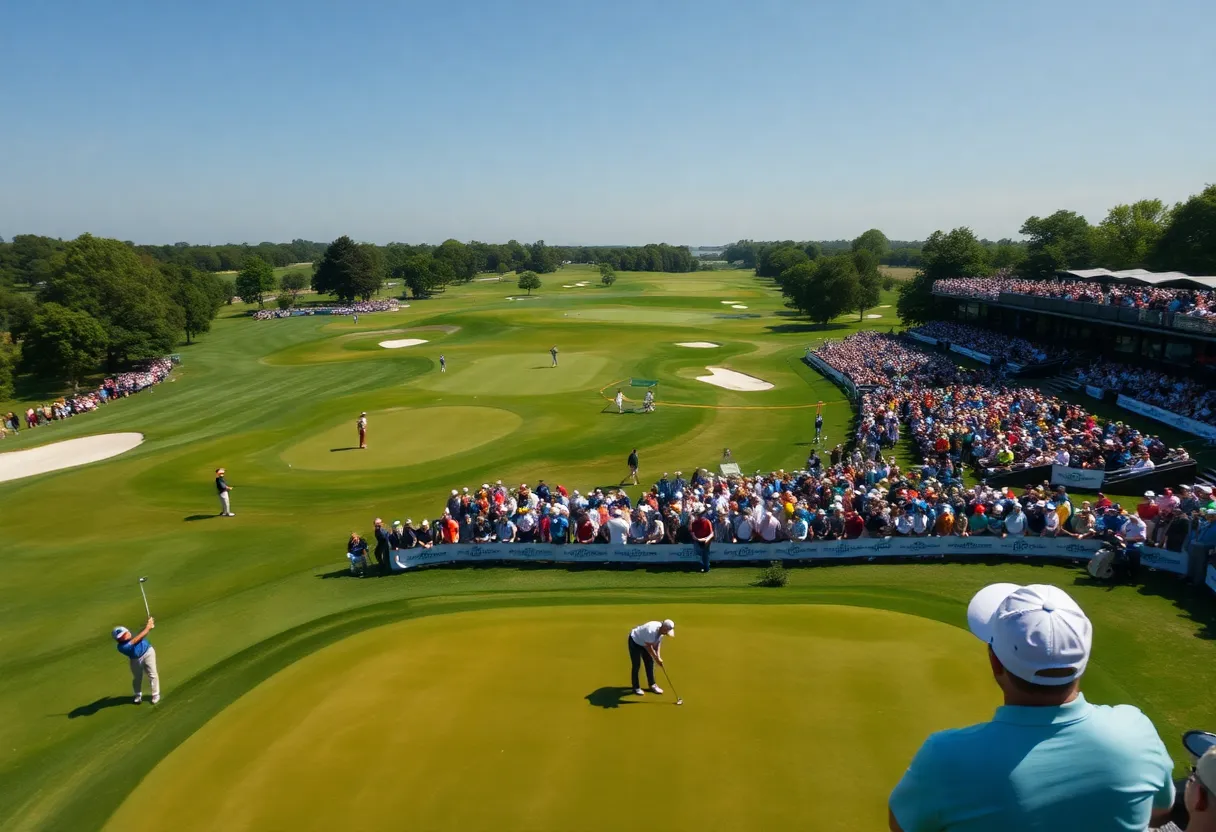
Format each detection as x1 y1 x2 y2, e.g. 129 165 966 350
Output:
0 265 1212 830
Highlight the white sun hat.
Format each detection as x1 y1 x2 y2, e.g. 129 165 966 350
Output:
967 583 1092 686
662 618 676 636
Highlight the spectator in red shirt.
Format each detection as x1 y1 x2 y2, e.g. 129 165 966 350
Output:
575 513 596 544
1095 492 1113 510
844 509 865 539
690 509 714 573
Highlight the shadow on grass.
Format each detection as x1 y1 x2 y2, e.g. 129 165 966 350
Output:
183 514 217 522
765 322 852 335
68 696 132 719
316 567 391 579
330 447 360 452
531 365 557 370
585 686 643 708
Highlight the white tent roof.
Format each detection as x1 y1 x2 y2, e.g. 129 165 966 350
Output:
1058 268 1216 289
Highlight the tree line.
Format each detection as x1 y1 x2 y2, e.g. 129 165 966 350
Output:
895 183 1216 325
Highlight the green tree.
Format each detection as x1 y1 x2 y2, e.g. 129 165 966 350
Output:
780 255 859 327
988 241 1027 270
1094 200 1170 270
852 249 882 320
0 334 17 400
525 240 558 274
276 294 294 311
434 239 476 281
312 236 380 302
394 254 453 299
851 229 890 259
236 256 276 307
517 270 542 294
21 302 107 385
279 271 309 303
0 288 38 339
897 227 990 325
40 234 183 369
1017 210 1096 279
598 262 616 286
1150 184 1216 274
757 245 809 279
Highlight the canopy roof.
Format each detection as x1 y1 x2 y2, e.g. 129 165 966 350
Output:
1057 268 1216 289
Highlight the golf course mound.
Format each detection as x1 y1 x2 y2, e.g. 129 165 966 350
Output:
377 338 429 349
696 367 773 391
281 407 522 470
105 603 994 831
0 432 144 482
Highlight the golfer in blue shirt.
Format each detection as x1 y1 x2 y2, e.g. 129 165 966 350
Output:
888 583 1175 831
112 617 160 704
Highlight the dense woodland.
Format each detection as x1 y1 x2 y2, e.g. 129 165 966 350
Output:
1 182 1213 398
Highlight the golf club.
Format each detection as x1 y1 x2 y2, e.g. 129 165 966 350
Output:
138 577 151 617
660 664 682 705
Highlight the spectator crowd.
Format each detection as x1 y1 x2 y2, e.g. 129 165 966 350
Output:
909 321 1065 364
2 358 174 439
933 276 1216 320
253 299 399 320
1073 361 1216 426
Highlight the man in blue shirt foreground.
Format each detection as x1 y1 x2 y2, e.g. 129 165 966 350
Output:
888 583 1175 831
112 617 160 705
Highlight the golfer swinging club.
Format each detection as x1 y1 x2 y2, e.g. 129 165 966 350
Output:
113 617 160 704
628 618 674 696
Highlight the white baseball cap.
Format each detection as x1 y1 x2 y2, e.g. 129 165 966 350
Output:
662 618 676 636
967 583 1091 686
1197 746 1216 792
112 626 130 640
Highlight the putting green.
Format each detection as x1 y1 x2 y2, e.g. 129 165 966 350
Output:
281 406 523 470
415 352 610 395
106 603 996 831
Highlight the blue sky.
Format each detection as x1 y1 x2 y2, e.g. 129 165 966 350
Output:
2 0 1213 245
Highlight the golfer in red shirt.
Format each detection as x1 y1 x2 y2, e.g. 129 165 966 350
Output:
691 509 714 572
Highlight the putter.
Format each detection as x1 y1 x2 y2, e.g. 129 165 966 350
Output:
138 577 151 617
660 664 683 705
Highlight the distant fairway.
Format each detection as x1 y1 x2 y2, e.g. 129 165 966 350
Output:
105 603 995 832
0 264 1212 831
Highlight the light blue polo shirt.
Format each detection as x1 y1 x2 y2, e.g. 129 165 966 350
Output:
889 694 1175 832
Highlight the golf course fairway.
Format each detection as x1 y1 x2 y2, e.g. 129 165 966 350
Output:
105 603 997 831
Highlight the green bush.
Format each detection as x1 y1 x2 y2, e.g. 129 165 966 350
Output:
755 561 789 588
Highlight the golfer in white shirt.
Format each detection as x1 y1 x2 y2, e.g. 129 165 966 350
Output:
628 619 674 696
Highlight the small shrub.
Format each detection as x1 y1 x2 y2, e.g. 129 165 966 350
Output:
755 560 789 588
276 293 294 311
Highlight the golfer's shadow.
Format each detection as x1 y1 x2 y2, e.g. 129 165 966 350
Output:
585 686 647 708
67 696 131 718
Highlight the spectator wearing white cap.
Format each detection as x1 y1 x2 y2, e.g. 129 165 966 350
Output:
112 617 159 704
605 508 630 546
888 583 1175 832
627 619 674 696
1188 746 1216 832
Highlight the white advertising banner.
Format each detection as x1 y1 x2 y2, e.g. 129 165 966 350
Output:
1050 465 1105 490
390 536 1103 571
907 331 938 346
804 351 857 397
1085 385 1105 399
1138 546 1189 576
1115 394 1216 441
949 344 994 365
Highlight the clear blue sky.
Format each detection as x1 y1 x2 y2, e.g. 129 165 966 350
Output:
2 0 1213 246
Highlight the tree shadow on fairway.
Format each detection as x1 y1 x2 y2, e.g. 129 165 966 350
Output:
67 696 132 718
183 514 217 522
765 322 852 335
585 686 647 708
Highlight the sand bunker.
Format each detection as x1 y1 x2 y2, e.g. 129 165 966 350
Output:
379 338 429 349
505 296 540 301
695 367 773 392
676 341 720 349
731 304 749 309
877 304 891 308
719 301 738 305
0 432 144 483
865 314 882 318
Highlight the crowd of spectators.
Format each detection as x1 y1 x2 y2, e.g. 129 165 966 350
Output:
933 276 1216 319
1074 361 1216 426
818 333 1189 476
252 299 399 320
908 321 1065 364
1 358 174 438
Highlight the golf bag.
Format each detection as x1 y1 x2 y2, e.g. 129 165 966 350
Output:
347 551 371 577
1086 543 1133 582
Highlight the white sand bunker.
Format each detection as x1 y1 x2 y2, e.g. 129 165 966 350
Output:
379 338 429 349
696 367 773 392
0 432 144 483
575 282 589 286
878 304 891 308
865 314 883 318
505 296 540 301
676 341 720 349
731 304 749 309
719 300 738 304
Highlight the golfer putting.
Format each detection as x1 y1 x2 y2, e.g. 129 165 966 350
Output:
628 618 677 699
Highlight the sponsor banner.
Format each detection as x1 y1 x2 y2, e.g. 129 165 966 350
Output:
1139 546 1189 576
949 344 994 365
1115 395 1216 441
1051 465 1105 490
1085 385 1104 399
1207 564 1216 596
907 331 938 346
804 351 857 397
389 536 1102 571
